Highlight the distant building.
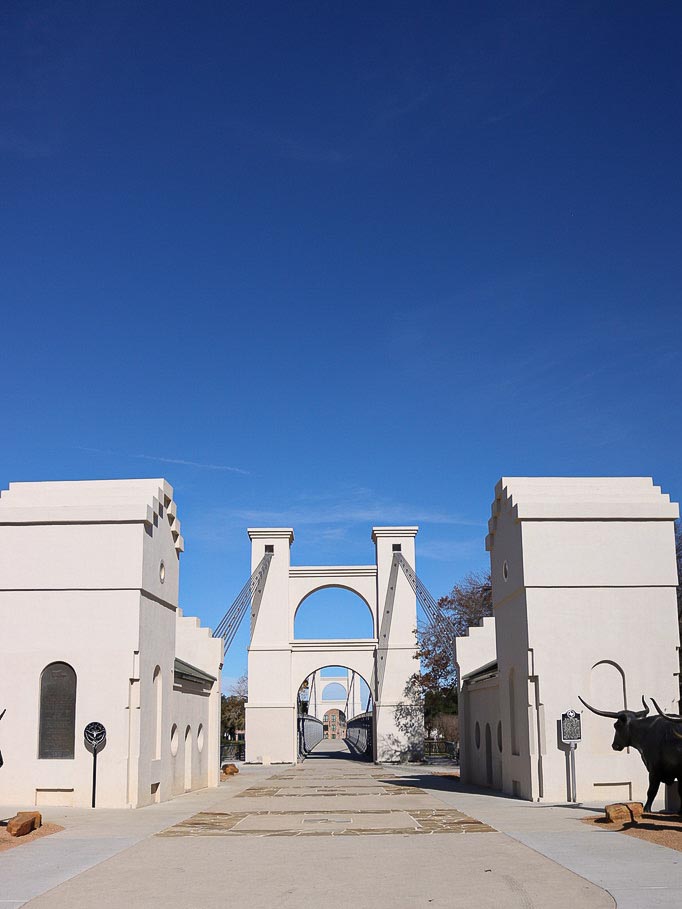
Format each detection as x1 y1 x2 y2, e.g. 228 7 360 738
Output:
322 709 346 740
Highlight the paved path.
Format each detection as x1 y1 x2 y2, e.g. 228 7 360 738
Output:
2 742 614 909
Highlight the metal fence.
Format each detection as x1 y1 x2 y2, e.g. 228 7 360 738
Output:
221 741 245 763
345 712 374 760
423 740 459 761
298 714 324 756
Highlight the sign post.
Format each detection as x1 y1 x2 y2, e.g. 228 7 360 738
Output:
84 722 107 808
561 709 581 803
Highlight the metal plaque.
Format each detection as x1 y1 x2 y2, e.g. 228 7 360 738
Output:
84 722 107 749
38 663 77 759
561 709 582 743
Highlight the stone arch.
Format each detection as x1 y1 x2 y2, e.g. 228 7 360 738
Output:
291 650 376 701
293 585 375 639
321 682 347 700
295 662 372 717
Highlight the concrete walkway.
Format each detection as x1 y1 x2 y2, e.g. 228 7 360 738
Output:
0 744 679 907
0 743 607 909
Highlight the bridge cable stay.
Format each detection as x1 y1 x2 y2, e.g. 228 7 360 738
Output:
393 553 458 651
343 670 356 722
308 671 318 718
371 552 401 704
212 552 273 656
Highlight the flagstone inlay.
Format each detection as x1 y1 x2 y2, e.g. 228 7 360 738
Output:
157 808 495 837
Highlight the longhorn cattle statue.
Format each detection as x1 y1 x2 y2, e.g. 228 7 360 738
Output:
651 698 682 743
579 696 682 813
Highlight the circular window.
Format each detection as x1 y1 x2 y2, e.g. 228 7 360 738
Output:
159 561 166 583
502 560 509 581
170 723 179 756
475 722 481 749
497 721 503 752
197 724 204 753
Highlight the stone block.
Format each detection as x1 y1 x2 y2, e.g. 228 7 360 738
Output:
7 810 42 837
604 802 643 824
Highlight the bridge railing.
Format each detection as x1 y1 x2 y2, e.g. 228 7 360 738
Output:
221 741 245 763
297 714 324 756
345 712 374 760
423 740 459 761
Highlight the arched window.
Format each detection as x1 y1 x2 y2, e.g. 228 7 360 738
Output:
184 726 192 791
153 666 162 759
509 669 519 756
39 662 77 759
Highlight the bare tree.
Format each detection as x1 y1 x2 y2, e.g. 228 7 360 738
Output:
230 672 248 699
415 570 492 691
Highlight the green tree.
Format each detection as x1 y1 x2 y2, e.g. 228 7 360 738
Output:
221 673 247 739
407 570 492 735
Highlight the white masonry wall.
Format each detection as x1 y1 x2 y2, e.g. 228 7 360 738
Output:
0 479 221 809
485 477 680 804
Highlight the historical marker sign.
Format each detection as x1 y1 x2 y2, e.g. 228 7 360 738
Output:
84 721 107 807
561 709 582 744
84 722 106 749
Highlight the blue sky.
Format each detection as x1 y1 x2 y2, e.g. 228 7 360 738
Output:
1 2 681 688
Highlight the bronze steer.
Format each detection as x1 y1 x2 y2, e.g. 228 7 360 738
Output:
579 696 682 812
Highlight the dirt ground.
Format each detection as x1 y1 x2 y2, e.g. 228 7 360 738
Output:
0 821 64 853
583 812 682 852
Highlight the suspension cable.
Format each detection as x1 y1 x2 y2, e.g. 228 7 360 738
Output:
212 552 273 656
394 552 457 649
344 670 355 720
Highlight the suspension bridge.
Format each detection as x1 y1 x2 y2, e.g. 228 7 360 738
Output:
213 529 454 762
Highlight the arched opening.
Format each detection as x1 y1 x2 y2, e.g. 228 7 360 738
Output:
321 682 347 701
39 662 77 759
296 665 374 760
508 669 519 756
485 723 493 786
152 666 162 759
293 587 374 640
184 726 192 791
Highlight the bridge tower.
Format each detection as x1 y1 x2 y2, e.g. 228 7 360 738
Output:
244 526 422 764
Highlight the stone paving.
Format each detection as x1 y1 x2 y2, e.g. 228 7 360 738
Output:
158 806 494 836
0 741 622 907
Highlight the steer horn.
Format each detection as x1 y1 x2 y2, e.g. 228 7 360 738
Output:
635 696 650 718
651 698 682 722
578 696 620 718
578 696 649 718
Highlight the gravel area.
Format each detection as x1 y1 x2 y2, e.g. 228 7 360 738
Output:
583 812 682 852
0 822 64 853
